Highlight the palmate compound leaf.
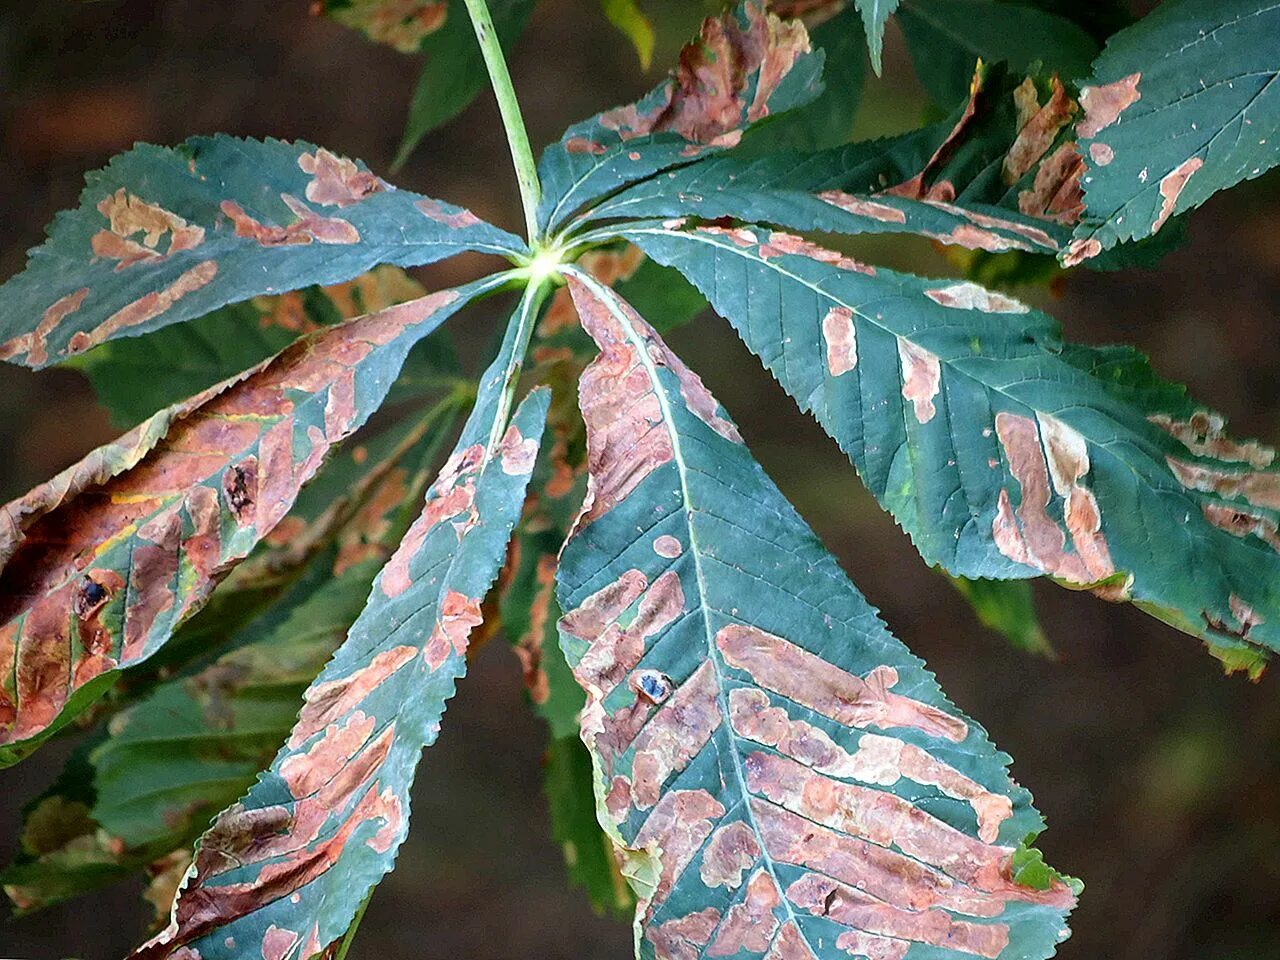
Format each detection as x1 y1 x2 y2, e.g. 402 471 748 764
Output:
1069 0 1280 263
572 64 1083 258
536 0 826 234
557 271 1077 960
618 218 1280 674
0 275 506 766
0 136 521 369
131 294 552 960
2 409 461 916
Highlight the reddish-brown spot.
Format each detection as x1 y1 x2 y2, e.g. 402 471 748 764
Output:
221 197 359 246
765 922 815 960
747 752 1075 908
1019 141 1086 226
816 191 906 224
631 660 720 808
647 908 721 960
1003 77 1075 185
513 555 557 704
498 423 538 476
1167 457 1280 510
66 261 217 356
716 624 968 742
280 712 376 799
1153 156 1203 234
993 412 1116 585
565 136 607 155
414 197 482 229
1078 73 1142 139
261 925 299 960
1202 502 1280 553
754 230 875 275
708 869 781 956
290 647 416 748
1062 236 1102 266
700 820 762 889
821 306 857 377
792 872 1010 958
1150 411 1274 469
897 338 941 425
91 189 205 270
599 1 810 150
633 788 724 908
422 590 482 668
653 534 683 558
0 288 91 366
298 148 384 207
925 282 1028 314
729 688 1010 841
1089 142 1114 166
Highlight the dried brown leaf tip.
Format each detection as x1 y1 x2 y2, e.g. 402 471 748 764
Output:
317 0 448 54
583 0 812 155
0 291 459 751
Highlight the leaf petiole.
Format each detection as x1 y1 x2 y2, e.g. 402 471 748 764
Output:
462 0 543 243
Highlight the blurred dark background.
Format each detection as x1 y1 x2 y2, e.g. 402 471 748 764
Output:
1 2 1279 959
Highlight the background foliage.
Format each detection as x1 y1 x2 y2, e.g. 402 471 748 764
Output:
0 1 1278 958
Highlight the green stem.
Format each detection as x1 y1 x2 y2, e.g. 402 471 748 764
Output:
463 0 542 243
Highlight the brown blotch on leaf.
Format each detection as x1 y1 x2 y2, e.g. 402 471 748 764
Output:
1077 72 1142 139
598 0 810 150
646 908 720 960
221 196 359 246
1167 456 1280 511
422 590 483 669
633 788 724 910
707 869 781 957
1153 156 1203 234
0 288 90 366
1019 141 1086 227
925 282 1029 314
1003 77 1076 185
716 624 969 742
897 338 942 425
91 189 205 270
816 191 907 224
298 149 384 207
66 261 218 356
1151 411 1275 469
700 820 762 890
992 411 1117 586
821 305 857 377
630 660 720 808
653 534 683 558
414 197 482 229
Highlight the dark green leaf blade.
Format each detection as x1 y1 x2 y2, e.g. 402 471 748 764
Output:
855 0 899 74
0 278 499 766
1070 0 1280 262
898 0 1097 107
949 576 1053 657
130 342 550 958
624 220 1280 673
558 272 1076 959
0 137 521 368
536 0 824 232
